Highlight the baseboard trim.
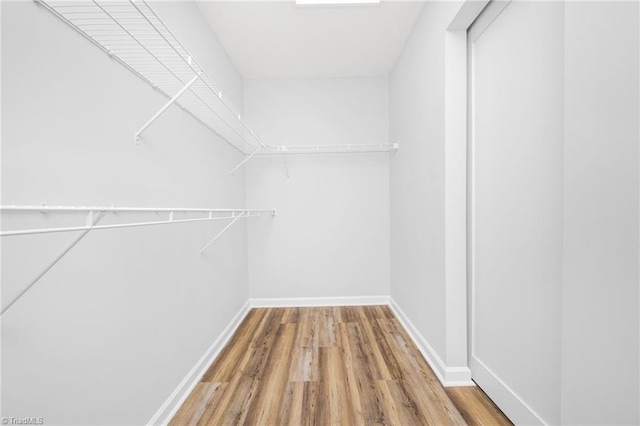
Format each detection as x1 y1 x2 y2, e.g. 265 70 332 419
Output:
249 295 390 308
147 300 251 426
389 298 473 387
470 355 547 425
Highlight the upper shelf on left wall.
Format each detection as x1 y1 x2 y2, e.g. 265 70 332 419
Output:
37 0 265 154
36 0 399 157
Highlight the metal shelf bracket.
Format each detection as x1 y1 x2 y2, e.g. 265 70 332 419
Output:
1 209 106 316
135 72 201 144
229 146 264 175
200 212 246 256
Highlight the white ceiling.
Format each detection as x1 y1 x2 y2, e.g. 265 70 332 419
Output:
196 1 425 79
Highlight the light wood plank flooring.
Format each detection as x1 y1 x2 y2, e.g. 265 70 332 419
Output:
445 386 512 426
170 306 511 425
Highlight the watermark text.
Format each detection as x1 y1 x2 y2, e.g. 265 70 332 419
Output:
1 417 45 425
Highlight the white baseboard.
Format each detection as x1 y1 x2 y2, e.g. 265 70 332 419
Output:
249 295 390 308
147 300 251 426
470 355 546 425
389 298 473 387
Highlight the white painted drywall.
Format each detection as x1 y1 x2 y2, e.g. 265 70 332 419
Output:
389 0 463 369
1 2 252 424
244 78 390 299
561 2 640 424
470 2 564 423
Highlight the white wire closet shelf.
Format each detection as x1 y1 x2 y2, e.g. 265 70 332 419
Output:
37 0 400 157
258 143 400 155
0 204 275 315
37 0 263 153
0 204 275 237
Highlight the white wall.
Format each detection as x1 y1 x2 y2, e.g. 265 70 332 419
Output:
389 0 462 370
469 2 564 423
244 78 390 300
1 1 251 424
561 1 640 424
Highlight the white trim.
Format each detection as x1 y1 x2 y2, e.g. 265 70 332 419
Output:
147 300 251 426
249 295 389 308
448 0 490 31
470 356 547 425
389 298 473 387
444 26 471 371
469 0 512 43
467 17 478 371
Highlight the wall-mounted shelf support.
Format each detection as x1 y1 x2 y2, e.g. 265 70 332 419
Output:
135 72 201 144
283 152 290 179
1 209 106 316
200 212 246 256
229 146 264 175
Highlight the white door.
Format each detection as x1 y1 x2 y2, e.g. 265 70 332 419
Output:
467 1 564 424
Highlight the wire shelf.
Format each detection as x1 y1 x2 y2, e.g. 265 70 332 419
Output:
38 0 264 154
258 143 400 155
38 0 399 159
0 204 275 315
0 204 275 236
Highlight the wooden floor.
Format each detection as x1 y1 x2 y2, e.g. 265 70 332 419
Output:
170 306 511 425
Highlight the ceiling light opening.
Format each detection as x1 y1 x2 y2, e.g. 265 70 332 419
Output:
295 0 382 5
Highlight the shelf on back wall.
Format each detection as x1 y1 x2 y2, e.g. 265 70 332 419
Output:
257 143 399 155
37 0 399 158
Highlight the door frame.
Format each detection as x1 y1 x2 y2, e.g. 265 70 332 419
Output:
439 0 492 385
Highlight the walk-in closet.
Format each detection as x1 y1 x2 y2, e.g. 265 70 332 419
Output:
2 0 639 424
